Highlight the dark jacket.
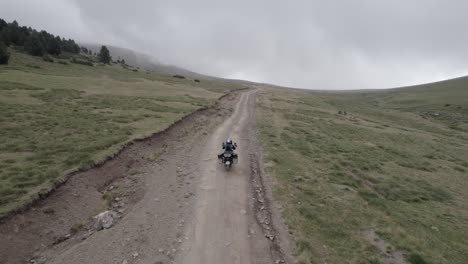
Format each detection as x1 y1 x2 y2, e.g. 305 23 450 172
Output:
223 142 236 152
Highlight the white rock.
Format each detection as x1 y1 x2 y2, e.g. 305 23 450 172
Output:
95 210 117 230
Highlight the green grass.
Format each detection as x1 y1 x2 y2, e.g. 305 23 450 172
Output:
256 79 468 263
0 50 245 217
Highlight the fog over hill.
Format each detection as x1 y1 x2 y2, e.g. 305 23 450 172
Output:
82 43 210 78
3 0 468 89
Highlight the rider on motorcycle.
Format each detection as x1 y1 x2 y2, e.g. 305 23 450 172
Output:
218 138 237 161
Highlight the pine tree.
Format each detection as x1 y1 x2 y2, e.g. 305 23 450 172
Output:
0 41 10 64
46 36 61 55
7 20 21 45
0 19 6 29
24 34 45 56
98 45 111 64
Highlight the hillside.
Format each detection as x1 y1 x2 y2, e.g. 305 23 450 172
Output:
256 78 468 263
81 43 209 79
0 48 245 217
81 44 160 68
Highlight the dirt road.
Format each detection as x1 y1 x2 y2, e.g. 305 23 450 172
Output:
177 90 271 264
0 89 287 264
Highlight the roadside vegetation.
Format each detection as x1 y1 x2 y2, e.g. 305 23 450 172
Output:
256 79 468 263
0 47 244 217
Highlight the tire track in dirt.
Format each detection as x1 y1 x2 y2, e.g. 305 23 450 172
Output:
176 90 282 264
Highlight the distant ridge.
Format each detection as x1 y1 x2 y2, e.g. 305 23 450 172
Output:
80 43 211 79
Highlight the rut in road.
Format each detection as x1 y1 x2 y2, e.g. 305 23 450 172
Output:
177 90 273 264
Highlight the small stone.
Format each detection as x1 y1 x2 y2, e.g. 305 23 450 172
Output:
240 209 247 214
114 197 122 202
121 260 128 264
132 252 139 258
94 210 117 230
158 248 164 253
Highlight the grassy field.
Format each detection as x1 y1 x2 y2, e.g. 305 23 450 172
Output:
256 79 468 263
0 50 245 217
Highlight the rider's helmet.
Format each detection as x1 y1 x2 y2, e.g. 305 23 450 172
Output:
226 139 232 144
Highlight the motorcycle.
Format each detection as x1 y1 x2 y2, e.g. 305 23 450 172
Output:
221 151 238 170
218 142 238 170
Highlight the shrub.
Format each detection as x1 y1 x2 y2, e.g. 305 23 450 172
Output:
25 64 40 69
173 74 185 79
42 54 54 63
57 53 72 60
71 57 93 66
194 79 200 83
407 253 428 264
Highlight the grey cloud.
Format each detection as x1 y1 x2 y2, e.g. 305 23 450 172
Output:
2 0 468 89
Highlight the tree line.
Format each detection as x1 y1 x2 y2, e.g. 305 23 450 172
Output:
0 18 113 65
0 19 80 61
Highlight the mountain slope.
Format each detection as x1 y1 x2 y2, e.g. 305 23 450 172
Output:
256 76 468 263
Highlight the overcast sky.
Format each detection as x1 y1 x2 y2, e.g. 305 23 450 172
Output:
2 0 468 89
